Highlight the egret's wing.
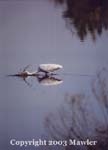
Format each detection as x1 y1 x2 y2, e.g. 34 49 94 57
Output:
39 64 63 72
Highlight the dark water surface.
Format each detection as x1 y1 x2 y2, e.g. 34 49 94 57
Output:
0 0 108 150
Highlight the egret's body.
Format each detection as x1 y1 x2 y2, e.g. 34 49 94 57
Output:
11 64 63 78
38 64 63 73
8 64 63 86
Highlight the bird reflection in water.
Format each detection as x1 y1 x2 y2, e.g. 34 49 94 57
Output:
12 74 63 87
8 64 63 87
37 76 63 86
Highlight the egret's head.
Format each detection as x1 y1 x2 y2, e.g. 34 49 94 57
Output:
58 65 63 69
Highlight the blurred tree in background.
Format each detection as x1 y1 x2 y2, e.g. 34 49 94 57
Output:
50 0 108 41
45 68 108 150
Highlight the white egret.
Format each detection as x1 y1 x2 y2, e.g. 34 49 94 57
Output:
38 64 63 73
10 64 63 77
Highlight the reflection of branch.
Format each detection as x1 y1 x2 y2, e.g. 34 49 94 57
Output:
45 68 108 149
22 77 33 87
92 68 108 124
50 0 65 5
45 113 67 140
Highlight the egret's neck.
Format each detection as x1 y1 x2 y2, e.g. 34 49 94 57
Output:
28 71 37 75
